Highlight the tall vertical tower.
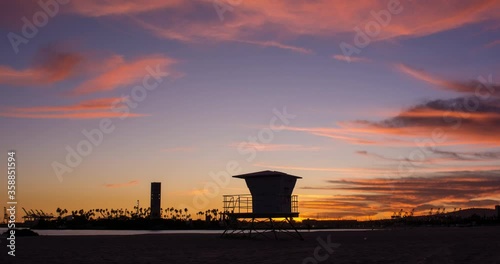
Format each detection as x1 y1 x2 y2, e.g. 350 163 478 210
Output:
150 182 161 219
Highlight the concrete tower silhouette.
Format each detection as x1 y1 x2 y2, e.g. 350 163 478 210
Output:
151 182 161 219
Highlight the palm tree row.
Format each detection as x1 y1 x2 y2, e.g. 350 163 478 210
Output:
54 207 221 221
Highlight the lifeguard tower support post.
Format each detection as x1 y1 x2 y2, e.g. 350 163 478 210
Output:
221 170 303 240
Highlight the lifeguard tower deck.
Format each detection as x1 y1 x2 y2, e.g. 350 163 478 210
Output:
221 170 303 240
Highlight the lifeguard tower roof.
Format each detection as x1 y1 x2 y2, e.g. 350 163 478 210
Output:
233 170 302 179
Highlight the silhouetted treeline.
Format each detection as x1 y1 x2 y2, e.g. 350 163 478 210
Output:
31 207 223 230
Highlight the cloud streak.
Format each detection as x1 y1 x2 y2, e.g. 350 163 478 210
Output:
232 143 323 152
332 54 370 63
0 97 147 119
484 39 500 49
161 147 198 153
396 64 499 97
70 54 176 96
105 180 139 188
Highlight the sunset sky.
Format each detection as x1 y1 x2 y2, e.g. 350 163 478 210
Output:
1 0 500 220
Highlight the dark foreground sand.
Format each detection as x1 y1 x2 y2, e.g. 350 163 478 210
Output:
2 227 500 263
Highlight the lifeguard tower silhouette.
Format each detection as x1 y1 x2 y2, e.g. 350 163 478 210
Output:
221 170 303 240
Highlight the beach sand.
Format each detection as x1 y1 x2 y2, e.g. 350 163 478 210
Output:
2 227 500 263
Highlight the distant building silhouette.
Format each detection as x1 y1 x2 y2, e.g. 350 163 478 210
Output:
150 182 161 219
496 205 500 219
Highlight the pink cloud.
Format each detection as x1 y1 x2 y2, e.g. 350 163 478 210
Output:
70 54 176 96
0 97 147 119
105 180 139 188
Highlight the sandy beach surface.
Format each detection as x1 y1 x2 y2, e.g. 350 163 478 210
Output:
2 227 500 263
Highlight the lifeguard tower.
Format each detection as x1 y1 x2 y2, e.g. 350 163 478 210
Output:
221 170 303 240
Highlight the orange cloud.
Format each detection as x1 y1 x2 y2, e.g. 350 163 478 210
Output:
350 98 500 146
0 97 147 119
283 94 500 147
0 47 82 86
105 180 139 188
70 54 176 96
300 171 500 218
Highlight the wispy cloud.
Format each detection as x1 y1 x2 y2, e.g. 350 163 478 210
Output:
161 147 198 152
254 162 391 177
484 39 500 49
70 54 177 96
0 97 147 119
430 149 500 162
231 143 322 152
332 54 370 63
105 180 139 188
356 149 500 164
235 40 313 54
396 64 499 96
68 0 184 17
255 162 500 177
355 150 411 162
281 126 380 145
